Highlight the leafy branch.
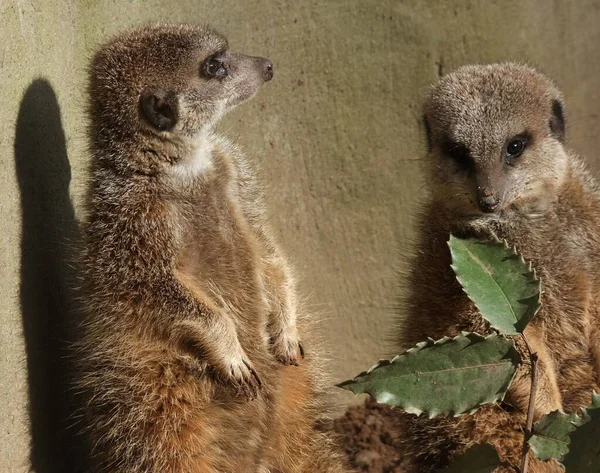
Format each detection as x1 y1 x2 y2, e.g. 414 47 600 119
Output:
338 235 572 472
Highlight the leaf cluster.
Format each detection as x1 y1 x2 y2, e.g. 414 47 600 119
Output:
339 236 599 471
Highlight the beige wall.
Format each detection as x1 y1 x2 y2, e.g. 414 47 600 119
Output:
3 0 600 470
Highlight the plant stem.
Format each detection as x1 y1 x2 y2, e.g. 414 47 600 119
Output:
520 333 538 473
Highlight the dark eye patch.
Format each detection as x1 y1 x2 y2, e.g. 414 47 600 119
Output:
446 141 472 168
201 52 229 79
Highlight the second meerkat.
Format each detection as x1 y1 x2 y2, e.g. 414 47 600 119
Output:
76 24 350 473
398 64 600 472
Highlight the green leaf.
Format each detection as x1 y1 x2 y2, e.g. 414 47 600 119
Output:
337 333 520 417
439 443 502 473
449 235 541 335
528 410 584 462
562 393 600 472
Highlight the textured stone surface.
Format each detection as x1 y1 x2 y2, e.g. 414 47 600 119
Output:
2 1 600 471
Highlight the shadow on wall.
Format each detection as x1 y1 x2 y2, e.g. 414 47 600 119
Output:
14 79 86 473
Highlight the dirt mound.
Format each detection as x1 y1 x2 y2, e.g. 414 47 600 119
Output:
333 399 407 473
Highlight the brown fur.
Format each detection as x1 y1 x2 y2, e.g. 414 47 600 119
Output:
74 24 350 473
398 63 600 472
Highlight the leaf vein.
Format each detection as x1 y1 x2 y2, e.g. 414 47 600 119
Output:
463 245 518 323
361 361 512 380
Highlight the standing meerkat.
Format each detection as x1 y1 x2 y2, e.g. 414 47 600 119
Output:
76 24 350 473
398 63 600 472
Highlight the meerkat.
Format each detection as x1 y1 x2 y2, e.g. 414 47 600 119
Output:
397 63 600 472
75 24 350 473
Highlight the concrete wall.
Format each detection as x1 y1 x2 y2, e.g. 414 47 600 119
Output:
3 0 600 470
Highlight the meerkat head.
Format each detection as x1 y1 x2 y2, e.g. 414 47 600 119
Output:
423 63 567 219
88 24 273 166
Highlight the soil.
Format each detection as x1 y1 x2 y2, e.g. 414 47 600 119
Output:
333 398 407 473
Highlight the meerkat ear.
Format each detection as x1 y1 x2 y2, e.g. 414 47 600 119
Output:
423 114 433 152
549 99 565 143
140 89 178 132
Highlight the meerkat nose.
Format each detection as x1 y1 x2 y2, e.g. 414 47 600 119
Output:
477 187 499 213
262 59 274 81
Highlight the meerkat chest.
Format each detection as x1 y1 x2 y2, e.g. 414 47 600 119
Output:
177 175 267 316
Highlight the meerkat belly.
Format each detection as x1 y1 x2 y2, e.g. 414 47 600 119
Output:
177 192 269 334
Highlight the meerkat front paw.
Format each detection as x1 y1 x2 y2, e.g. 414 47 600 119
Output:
211 350 262 399
228 355 262 399
270 327 304 366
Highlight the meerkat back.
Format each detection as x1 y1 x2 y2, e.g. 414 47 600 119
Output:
397 63 600 472
76 24 351 473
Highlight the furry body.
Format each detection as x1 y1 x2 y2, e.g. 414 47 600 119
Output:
75 24 349 473
399 64 600 472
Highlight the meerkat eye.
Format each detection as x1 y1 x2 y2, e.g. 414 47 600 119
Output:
202 56 229 78
505 137 528 164
447 143 470 164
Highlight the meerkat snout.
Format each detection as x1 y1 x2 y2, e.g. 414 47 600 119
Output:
476 186 499 213
207 51 274 110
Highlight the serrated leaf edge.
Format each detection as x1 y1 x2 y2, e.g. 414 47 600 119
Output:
528 410 584 462
530 393 600 466
448 235 542 335
559 392 600 468
337 332 520 418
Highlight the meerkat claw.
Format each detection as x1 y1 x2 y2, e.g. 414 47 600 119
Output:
228 360 261 400
243 359 262 387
